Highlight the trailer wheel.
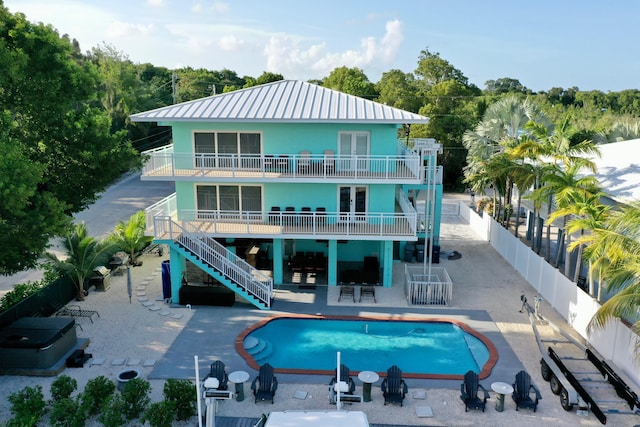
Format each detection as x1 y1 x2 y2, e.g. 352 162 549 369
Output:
560 388 574 411
540 359 552 381
550 375 562 395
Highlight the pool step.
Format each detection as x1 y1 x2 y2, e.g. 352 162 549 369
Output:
253 341 273 364
243 337 273 362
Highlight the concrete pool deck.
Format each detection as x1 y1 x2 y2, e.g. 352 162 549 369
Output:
144 206 638 426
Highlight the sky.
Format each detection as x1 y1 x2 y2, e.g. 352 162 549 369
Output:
5 0 640 93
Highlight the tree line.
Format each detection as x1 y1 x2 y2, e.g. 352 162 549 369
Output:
2 3 640 283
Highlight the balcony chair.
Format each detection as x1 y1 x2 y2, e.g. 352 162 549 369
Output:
263 154 275 171
268 206 281 224
512 370 541 412
329 363 357 404
251 363 278 404
276 155 289 172
460 370 489 412
381 365 408 406
300 207 312 227
298 150 311 174
285 206 295 226
315 207 326 227
323 150 335 175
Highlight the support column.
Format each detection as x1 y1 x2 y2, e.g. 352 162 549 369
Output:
328 240 338 286
169 246 185 304
382 240 393 287
272 238 283 285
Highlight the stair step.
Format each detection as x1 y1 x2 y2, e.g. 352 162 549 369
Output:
254 341 273 363
245 338 266 355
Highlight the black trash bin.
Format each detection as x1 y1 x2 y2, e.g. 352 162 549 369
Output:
416 244 425 262
161 260 171 300
89 266 111 291
432 245 441 264
404 243 416 262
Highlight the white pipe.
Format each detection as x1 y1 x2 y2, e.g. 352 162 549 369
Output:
336 351 342 411
195 355 202 427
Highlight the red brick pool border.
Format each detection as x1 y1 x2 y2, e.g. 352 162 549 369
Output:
235 313 498 380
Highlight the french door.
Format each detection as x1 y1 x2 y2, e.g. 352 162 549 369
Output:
338 132 369 171
339 186 367 222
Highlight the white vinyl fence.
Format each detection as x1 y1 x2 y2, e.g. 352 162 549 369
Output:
459 201 640 387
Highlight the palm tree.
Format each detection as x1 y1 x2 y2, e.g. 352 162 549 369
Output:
463 96 552 246
44 223 113 301
107 211 153 265
519 116 600 262
584 202 640 352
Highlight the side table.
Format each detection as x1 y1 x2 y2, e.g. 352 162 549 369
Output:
358 370 380 402
491 381 514 412
228 370 250 402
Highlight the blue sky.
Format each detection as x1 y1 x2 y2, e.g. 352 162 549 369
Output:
5 0 639 92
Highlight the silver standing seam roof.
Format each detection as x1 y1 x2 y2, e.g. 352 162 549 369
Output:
130 80 430 124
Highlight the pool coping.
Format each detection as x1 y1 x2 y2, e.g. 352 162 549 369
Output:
235 313 498 380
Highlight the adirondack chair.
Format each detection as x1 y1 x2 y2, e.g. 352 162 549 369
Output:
460 370 489 412
206 360 228 390
251 363 278 403
512 370 542 412
329 364 357 404
381 365 408 406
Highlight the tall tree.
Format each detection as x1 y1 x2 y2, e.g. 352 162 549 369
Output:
375 69 421 112
0 7 139 275
413 48 481 189
322 67 378 99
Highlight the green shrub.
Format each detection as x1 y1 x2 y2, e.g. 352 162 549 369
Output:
51 374 78 401
97 394 126 427
141 400 176 427
7 385 46 427
163 378 196 421
81 375 116 415
49 396 86 427
120 377 151 420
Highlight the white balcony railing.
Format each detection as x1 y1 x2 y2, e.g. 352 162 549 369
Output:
145 194 417 239
141 145 422 182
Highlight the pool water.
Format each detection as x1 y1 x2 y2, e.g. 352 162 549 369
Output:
240 317 495 377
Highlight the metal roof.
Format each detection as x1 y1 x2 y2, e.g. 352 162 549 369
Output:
130 80 429 124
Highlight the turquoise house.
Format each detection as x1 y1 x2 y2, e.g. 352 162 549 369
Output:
131 80 442 309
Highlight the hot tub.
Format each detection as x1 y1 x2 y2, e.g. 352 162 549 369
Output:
0 317 77 370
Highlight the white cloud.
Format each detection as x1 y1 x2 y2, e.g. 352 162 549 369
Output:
218 35 243 51
147 0 165 6
264 20 403 79
107 21 156 39
211 1 230 14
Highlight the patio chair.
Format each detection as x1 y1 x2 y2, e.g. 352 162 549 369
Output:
323 150 335 174
512 370 542 412
268 206 281 224
381 365 408 406
338 285 355 302
359 286 376 303
206 360 229 390
460 370 489 412
329 363 357 404
298 150 311 174
251 363 278 404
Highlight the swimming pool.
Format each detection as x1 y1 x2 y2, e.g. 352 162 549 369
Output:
237 315 497 379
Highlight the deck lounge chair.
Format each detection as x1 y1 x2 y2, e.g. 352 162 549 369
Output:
251 363 278 404
460 370 489 412
381 365 408 406
329 363 357 404
338 285 355 302
206 360 229 390
512 370 541 412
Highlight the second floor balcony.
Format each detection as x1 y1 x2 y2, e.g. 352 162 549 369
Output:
141 145 426 184
146 193 419 241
